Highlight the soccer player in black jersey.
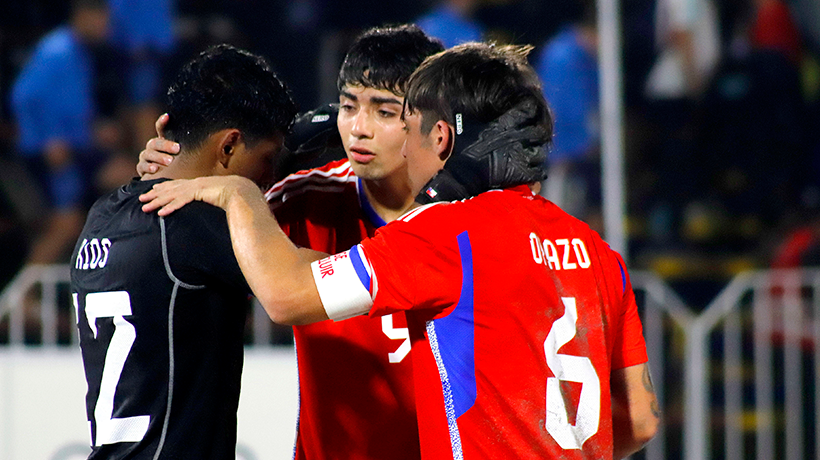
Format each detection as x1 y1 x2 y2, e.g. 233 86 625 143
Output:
70 44 297 459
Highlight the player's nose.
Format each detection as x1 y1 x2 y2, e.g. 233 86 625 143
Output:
350 110 374 139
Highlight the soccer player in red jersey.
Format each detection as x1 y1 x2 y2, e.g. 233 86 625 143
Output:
138 25 444 459
262 26 444 460
141 43 660 459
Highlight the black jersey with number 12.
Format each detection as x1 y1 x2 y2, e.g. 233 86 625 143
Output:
70 178 252 459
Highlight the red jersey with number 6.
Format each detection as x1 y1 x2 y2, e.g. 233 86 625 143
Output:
312 185 648 459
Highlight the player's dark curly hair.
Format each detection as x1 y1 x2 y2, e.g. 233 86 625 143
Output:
404 42 553 142
337 24 444 96
164 44 298 152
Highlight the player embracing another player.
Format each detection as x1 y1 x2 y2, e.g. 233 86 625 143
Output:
141 41 660 459
138 25 445 459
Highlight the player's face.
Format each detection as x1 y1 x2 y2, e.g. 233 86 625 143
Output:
228 135 284 188
337 85 408 182
400 110 447 191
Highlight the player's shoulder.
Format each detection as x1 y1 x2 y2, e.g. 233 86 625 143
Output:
398 186 535 221
36 27 77 61
82 181 156 234
164 201 229 235
395 201 450 224
264 159 356 207
390 188 515 228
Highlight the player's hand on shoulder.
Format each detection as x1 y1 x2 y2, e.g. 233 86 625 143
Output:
136 114 180 177
139 176 254 216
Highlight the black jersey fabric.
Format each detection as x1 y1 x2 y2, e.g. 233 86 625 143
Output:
70 178 252 459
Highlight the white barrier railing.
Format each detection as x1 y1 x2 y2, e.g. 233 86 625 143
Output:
0 264 282 347
0 264 72 345
3 266 820 459
679 269 820 460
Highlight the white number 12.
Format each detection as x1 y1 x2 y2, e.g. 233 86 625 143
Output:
544 297 601 449
73 291 150 446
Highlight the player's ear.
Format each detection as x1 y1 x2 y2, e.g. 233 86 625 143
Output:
216 129 242 168
431 120 454 162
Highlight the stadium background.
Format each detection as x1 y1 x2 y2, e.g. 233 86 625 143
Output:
1 0 820 458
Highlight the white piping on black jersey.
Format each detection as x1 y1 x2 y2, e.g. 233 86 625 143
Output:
153 217 205 460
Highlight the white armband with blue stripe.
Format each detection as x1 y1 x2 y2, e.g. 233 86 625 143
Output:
310 245 375 321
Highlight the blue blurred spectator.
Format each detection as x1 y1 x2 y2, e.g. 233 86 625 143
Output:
536 0 601 227
107 0 177 148
416 0 484 49
9 0 110 264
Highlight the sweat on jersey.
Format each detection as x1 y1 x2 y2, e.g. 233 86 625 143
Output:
311 184 648 459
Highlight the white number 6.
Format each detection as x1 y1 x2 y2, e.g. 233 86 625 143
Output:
544 297 601 449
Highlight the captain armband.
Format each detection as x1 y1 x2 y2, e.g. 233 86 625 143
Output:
310 245 375 321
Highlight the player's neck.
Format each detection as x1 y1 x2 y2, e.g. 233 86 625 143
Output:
360 177 417 223
141 156 214 182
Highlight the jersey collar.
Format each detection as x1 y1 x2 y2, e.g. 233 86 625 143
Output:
356 177 387 228
508 184 537 196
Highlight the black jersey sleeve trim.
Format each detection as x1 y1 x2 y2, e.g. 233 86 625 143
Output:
152 281 179 460
153 217 204 459
159 217 206 290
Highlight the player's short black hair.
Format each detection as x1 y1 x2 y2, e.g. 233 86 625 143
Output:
164 44 298 152
404 42 553 142
337 24 444 96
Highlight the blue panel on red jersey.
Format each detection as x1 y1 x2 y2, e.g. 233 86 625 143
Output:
431 231 477 419
349 245 371 291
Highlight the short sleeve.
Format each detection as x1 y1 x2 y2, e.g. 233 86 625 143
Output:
610 253 649 369
164 202 251 294
310 207 466 321
360 216 465 319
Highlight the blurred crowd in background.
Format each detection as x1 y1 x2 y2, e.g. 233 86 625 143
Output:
1 0 819 309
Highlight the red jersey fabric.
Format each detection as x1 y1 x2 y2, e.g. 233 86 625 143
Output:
265 159 420 460
313 185 648 459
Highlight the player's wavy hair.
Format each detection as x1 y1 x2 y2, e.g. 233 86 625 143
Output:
337 24 444 96
164 44 298 152
404 42 553 142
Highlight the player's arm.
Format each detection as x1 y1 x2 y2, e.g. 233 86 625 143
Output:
136 113 180 176
139 176 329 325
610 362 660 459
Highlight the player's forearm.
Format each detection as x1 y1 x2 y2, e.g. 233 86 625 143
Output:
223 183 329 325
611 363 660 459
